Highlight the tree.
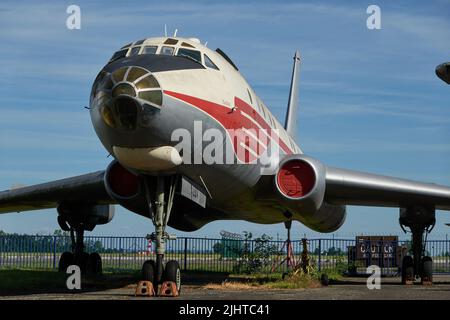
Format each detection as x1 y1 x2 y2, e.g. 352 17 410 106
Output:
212 242 223 254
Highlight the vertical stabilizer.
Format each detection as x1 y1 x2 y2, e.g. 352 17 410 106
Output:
284 50 301 141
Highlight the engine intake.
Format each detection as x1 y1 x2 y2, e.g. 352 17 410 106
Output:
274 155 346 232
105 160 140 199
275 155 326 213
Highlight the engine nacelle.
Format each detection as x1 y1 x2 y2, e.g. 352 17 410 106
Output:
274 155 346 232
57 203 115 231
275 155 326 213
104 160 151 217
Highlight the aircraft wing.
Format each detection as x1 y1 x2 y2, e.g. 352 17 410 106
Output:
325 166 450 210
0 171 113 214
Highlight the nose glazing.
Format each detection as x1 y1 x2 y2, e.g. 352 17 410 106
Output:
90 66 163 131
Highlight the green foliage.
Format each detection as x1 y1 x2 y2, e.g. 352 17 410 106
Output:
232 232 278 274
323 246 345 256
212 242 223 254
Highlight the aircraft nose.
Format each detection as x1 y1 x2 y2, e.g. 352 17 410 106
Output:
90 65 163 131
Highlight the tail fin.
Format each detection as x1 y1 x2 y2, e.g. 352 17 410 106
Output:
284 50 301 141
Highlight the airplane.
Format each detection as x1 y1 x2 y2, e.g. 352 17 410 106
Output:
1 36 450 292
436 62 450 84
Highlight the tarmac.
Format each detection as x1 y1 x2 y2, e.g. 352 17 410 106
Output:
0 272 449 300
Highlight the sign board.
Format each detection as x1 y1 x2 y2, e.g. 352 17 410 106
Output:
181 177 207 208
348 236 407 270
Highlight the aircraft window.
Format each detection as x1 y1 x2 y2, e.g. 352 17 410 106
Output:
127 67 149 82
101 104 116 128
112 67 128 83
138 90 162 106
181 42 195 48
121 43 132 49
109 49 128 63
164 38 178 45
261 104 267 118
142 45 158 54
112 83 136 97
177 48 202 64
161 46 175 56
247 89 253 104
204 54 219 70
134 39 145 45
135 75 159 90
129 46 141 56
215 48 238 71
99 76 113 91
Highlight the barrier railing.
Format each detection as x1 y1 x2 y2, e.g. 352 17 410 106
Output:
0 235 449 274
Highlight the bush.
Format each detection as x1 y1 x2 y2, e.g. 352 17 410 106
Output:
232 232 278 274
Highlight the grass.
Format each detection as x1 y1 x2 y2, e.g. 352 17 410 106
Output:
0 263 347 294
0 268 140 295
203 269 343 290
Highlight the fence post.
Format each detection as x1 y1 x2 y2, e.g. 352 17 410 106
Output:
184 238 188 271
52 236 57 269
318 239 321 272
118 237 122 269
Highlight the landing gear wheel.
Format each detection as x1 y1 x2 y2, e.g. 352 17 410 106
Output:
421 256 433 284
142 260 156 284
401 256 414 284
58 251 73 272
320 273 329 286
87 253 102 275
163 260 181 292
76 252 90 273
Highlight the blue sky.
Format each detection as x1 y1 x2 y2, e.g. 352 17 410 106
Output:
0 0 449 240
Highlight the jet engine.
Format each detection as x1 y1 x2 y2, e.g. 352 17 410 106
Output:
274 155 346 232
103 160 151 217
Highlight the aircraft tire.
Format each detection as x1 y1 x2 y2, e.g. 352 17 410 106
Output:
87 252 102 275
163 260 181 292
421 256 433 283
401 256 414 284
142 260 156 284
58 251 73 272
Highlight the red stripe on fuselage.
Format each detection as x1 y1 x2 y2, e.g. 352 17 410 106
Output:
233 97 293 155
164 90 293 162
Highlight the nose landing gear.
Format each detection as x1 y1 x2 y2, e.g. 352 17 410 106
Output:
399 206 435 285
141 175 181 295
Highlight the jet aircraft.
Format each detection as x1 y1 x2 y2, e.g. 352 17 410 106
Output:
1 36 449 290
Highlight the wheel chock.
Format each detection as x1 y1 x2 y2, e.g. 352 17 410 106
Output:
158 281 179 297
421 277 433 286
135 281 156 297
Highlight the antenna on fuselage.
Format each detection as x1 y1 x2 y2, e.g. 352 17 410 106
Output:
284 50 301 142
164 24 167 37
173 29 178 37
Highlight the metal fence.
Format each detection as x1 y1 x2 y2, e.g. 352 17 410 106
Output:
0 235 449 275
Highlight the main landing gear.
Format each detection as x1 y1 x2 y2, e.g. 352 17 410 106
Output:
399 205 435 285
141 175 181 293
57 217 102 276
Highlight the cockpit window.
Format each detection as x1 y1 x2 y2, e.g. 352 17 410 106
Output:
181 42 195 48
109 49 128 63
129 46 141 56
161 46 174 56
204 54 219 70
121 43 131 49
142 45 157 54
134 39 145 45
177 48 202 64
164 38 178 45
